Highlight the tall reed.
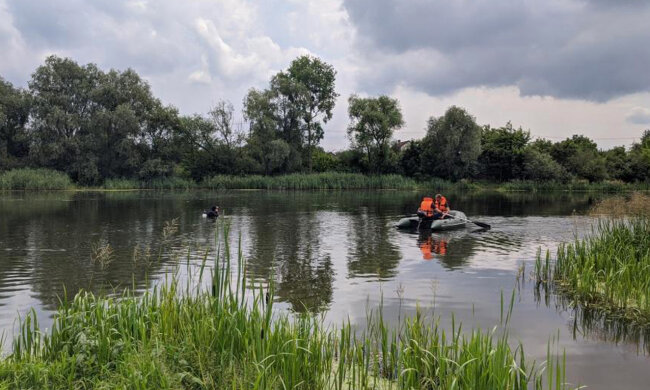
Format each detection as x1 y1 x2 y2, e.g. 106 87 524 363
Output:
1 223 572 389
535 218 650 326
0 168 74 190
589 192 650 217
498 180 649 193
201 173 422 190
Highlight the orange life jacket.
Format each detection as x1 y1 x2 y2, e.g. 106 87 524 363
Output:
435 196 448 213
419 197 434 217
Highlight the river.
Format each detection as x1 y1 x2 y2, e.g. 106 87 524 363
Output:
0 190 648 388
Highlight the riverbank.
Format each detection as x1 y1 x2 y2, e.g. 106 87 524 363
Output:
2 168 649 192
0 225 570 389
535 217 650 327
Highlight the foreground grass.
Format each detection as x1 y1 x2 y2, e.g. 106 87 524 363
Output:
535 218 650 327
0 226 571 389
0 168 74 190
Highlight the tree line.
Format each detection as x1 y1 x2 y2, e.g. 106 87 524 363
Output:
1 55 649 185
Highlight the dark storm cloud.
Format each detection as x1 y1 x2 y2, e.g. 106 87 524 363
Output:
343 0 650 101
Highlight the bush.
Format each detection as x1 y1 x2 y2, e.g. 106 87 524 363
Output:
0 168 74 190
311 149 340 172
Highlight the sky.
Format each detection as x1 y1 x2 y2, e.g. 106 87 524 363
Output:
1 0 649 150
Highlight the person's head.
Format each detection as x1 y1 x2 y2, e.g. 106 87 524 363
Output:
435 194 442 200
211 206 217 211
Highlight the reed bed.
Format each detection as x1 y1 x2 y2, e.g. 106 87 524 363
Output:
103 177 196 190
201 173 423 190
589 192 650 217
535 218 650 327
0 168 74 190
0 224 571 389
498 180 649 193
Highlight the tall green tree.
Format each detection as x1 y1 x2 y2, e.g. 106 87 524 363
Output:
0 77 31 169
628 130 650 181
179 100 247 179
243 88 293 174
28 56 181 184
603 146 633 182
286 55 338 172
551 135 607 182
399 140 424 178
421 106 482 180
242 55 337 173
479 122 530 181
347 95 404 173
521 146 568 181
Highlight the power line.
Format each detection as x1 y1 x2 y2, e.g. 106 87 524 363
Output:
532 135 639 140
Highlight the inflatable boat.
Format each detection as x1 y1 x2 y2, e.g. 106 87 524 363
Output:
396 210 468 231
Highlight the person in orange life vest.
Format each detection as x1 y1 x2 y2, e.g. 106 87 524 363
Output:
417 196 434 219
433 194 449 220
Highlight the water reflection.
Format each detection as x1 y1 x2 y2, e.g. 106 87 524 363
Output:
0 190 604 318
346 210 401 280
535 280 650 355
4 190 650 389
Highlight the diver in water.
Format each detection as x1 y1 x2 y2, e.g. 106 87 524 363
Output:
204 206 219 219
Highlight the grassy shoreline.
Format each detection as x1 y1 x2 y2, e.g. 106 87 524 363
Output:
535 218 650 327
0 224 572 389
2 168 649 192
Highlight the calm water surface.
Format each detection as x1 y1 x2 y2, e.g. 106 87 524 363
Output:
1 190 648 388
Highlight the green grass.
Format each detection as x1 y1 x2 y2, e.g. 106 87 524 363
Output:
0 168 74 190
103 177 196 190
535 218 650 327
498 180 650 193
102 178 143 190
201 173 423 190
0 224 572 389
2 167 648 192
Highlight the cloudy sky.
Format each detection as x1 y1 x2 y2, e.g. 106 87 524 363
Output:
1 0 649 150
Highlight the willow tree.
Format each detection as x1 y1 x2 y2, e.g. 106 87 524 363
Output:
243 55 338 173
421 106 482 180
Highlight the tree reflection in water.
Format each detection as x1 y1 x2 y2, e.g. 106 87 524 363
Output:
346 209 401 280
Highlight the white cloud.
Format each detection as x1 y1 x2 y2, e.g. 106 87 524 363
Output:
391 86 650 149
1 0 650 151
626 107 650 125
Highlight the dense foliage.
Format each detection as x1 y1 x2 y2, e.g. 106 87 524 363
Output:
1 55 649 186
